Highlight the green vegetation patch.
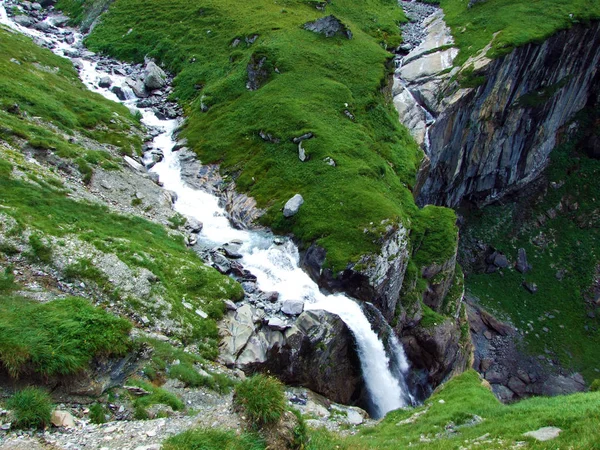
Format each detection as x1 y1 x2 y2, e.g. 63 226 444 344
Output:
53 0 460 271
462 142 600 381
349 370 600 449
127 378 184 419
0 28 141 163
440 0 600 66
6 387 53 430
0 149 243 355
0 296 131 378
163 429 265 450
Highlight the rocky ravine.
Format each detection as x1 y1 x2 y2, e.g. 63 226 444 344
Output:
396 6 600 208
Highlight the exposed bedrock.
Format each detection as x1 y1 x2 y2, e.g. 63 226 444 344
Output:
415 21 600 207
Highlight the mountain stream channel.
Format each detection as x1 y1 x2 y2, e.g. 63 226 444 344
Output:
0 0 419 419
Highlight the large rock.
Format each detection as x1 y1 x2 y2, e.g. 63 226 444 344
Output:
283 194 304 217
246 53 271 91
143 61 167 90
303 15 352 39
219 309 363 405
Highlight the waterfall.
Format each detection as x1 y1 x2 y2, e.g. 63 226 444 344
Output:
1 1 415 418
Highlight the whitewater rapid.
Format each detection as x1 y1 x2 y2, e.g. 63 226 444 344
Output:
0 2 414 418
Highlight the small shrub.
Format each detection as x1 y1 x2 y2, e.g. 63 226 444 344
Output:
234 374 286 428
591 379 600 392
131 198 143 207
291 408 309 449
28 233 53 263
0 242 19 256
7 387 52 429
127 379 184 418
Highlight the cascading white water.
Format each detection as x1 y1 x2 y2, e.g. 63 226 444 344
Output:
1 2 414 418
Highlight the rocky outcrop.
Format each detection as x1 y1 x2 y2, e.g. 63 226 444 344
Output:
301 221 410 321
415 21 600 207
467 298 587 402
219 308 362 405
303 15 352 39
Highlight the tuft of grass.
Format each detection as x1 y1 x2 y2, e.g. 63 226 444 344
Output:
163 428 265 450
27 233 53 264
0 266 17 294
234 374 286 428
0 296 132 378
126 378 184 418
591 379 600 392
6 387 53 430
89 402 108 424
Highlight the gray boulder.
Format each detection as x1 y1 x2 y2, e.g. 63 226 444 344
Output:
281 299 304 315
143 61 167 90
304 15 352 39
283 194 304 217
98 76 112 88
515 248 532 273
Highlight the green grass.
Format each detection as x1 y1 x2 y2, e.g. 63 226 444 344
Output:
439 0 600 66
462 141 600 381
163 429 266 450
234 374 287 428
0 27 141 159
0 296 132 378
0 148 243 354
6 387 53 430
89 402 109 424
346 370 600 449
55 0 460 272
126 378 185 419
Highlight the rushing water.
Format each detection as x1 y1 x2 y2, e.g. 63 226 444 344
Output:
1 3 415 418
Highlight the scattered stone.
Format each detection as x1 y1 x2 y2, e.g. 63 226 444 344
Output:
123 385 151 396
246 53 270 91
324 157 336 166
267 317 289 331
298 142 308 161
515 248 532 273
124 155 145 173
292 132 314 144
281 299 304 315
523 427 562 441
224 300 238 311
522 281 538 294
283 194 304 217
51 410 76 428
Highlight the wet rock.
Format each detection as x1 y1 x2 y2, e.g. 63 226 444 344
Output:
111 85 127 100
303 15 352 39
283 194 304 217
13 15 36 27
98 76 112 88
267 317 289 331
222 242 243 259
281 300 304 315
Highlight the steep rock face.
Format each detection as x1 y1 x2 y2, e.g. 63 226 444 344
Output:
301 221 410 321
417 21 600 207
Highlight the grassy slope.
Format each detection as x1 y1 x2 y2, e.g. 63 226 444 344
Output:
164 371 600 449
0 27 141 162
57 0 457 271
439 0 600 66
0 151 243 356
462 142 600 382
349 370 600 449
